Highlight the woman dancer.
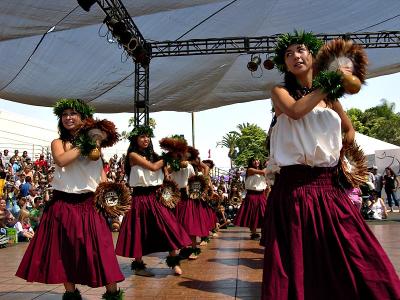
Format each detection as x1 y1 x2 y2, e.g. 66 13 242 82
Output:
234 158 267 240
174 148 211 259
16 99 124 300
261 31 400 299
115 125 191 276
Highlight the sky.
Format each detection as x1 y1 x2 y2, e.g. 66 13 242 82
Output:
0 72 399 170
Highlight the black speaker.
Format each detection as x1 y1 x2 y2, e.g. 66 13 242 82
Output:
77 0 97 12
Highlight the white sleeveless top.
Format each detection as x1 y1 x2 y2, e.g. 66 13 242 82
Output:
270 107 342 168
170 164 195 188
245 174 267 191
129 165 164 187
371 199 385 220
51 156 102 193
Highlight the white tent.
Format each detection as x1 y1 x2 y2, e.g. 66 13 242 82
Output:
0 0 399 113
355 132 400 169
355 132 400 156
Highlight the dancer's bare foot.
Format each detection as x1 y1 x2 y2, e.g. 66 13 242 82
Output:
173 265 182 275
188 253 198 260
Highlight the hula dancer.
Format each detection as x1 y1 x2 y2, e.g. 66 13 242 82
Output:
233 158 268 240
16 99 124 300
174 147 211 259
115 125 191 276
261 30 400 299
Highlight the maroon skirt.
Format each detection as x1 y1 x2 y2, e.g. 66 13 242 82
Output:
16 190 124 288
115 186 191 258
261 165 400 300
175 189 212 237
234 189 267 231
203 202 218 231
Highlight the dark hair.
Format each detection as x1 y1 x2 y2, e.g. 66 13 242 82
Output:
202 159 215 169
385 167 396 177
284 72 307 99
58 117 79 142
124 135 159 180
246 158 263 177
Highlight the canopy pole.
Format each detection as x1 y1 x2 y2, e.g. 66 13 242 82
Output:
191 112 195 148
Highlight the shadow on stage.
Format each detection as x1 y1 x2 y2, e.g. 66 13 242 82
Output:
178 277 261 298
207 257 263 269
210 247 264 254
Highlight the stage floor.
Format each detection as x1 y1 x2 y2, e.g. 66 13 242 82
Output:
0 220 399 299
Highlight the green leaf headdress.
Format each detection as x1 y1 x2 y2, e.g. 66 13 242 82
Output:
128 125 154 140
53 98 95 119
273 30 323 73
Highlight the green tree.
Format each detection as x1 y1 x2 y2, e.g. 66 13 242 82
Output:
347 108 368 134
369 116 400 146
347 99 400 146
234 123 267 167
218 123 267 168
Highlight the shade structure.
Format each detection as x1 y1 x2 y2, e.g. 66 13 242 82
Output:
0 0 399 113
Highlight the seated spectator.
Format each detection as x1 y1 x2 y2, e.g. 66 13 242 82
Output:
12 157 23 175
21 151 30 165
11 150 21 163
369 191 388 220
2 149 11 168
34 154 48 173
20 176 33 197
115 167 124 182
14 209 34 242
217 205 231 229
103 161 110 174
14 173 24 188
0 198 12 223
36 178 48 194
47 166 55 183
106 172 114 182
0 171 6 199
32 172 40 187
4 183 19 216
22 165 33 180
0 212 7 248
0 212 6 233
25 193 35 211
25 157 33 167
5 213 16 228
29 196 44 231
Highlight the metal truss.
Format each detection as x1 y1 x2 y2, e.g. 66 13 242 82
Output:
133 62 150 127
151 31 400 57
95 0 145 43
95 0 150 125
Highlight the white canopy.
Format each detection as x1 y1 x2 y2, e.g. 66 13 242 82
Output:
355 132 400 156
0 0 399 113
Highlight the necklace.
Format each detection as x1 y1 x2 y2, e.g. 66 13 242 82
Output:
292 86 314 100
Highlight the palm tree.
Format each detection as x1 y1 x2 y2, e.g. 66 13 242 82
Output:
236 122 251 132
217 132 239 168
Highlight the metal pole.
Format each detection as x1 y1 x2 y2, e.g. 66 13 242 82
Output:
191 112 195 148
